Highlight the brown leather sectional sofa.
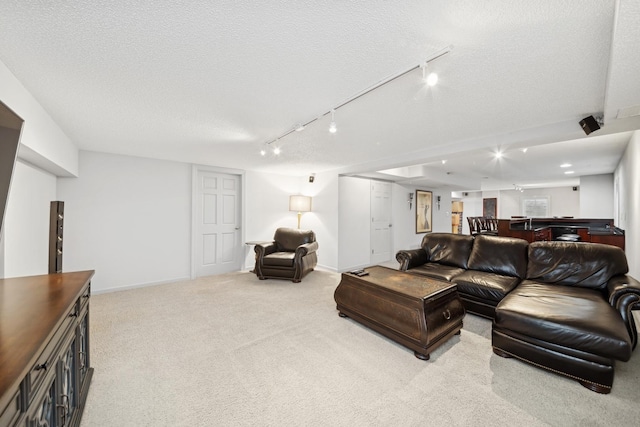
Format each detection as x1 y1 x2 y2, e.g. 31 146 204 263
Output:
396 233 640 393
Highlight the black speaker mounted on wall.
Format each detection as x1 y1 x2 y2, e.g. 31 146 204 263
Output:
579 115 600 135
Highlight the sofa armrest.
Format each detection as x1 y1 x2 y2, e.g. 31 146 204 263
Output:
396 249 428 271
608 274 640 349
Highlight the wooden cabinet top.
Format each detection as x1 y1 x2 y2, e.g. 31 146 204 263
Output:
0 270 94 401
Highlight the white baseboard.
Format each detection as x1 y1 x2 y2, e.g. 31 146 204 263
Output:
316 264 338 273
92 275 192 295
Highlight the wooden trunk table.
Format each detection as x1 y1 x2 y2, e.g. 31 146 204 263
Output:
334 266 465 360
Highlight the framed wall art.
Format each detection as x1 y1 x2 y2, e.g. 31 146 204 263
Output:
416 190 433 233
483 197 497 218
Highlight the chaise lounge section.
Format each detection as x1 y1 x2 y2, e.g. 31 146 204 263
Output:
396 233 640 393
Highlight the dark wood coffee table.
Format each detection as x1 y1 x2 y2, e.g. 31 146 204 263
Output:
334 266 465 360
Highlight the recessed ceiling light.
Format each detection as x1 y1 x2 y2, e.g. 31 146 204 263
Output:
564 170 574 175
441 160 447 164
560 163 572 168
260 149 266 156
495 151 503 159
521 148 528 153
273 147 281 155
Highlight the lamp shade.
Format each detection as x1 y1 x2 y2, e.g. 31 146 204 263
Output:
289 195 312 212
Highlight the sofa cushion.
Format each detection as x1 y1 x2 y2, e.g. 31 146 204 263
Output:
454 270 520 302
467 235 528 279
274 228 316 252
263 252 295 267
406 263 465 282
527 241 628 289
495 281 632 361
421 233 474 269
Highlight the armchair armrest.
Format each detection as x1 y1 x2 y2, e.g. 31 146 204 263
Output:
608 274 640 349
255 242 277 260
295 241 319 258
395 248 428 271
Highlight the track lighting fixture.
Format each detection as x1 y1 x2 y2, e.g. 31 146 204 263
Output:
260 45 453 155
426 72 438 86
329 110 337 134
422 63 439 87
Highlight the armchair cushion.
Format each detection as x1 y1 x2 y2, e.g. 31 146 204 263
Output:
274 228 316 252
263 252 295 267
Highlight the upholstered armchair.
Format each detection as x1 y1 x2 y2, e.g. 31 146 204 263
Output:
254 228 318 282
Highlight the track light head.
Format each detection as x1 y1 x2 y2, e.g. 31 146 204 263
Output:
329 110 337 133
426 72 438 86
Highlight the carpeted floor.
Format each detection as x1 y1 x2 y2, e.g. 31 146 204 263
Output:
81 270 640 426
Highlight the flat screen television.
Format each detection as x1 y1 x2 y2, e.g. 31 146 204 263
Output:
0 100 23 236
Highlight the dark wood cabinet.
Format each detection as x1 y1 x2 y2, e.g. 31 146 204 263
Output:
497 218 625 250
0 271 94 427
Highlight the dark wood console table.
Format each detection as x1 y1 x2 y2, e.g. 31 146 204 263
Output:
0 270 94 427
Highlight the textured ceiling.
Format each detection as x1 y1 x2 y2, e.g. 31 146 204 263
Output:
1 1 639 189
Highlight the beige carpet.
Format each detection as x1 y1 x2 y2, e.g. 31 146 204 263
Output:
81 270 640 426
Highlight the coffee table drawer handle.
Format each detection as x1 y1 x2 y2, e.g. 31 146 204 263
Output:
443 309 451 320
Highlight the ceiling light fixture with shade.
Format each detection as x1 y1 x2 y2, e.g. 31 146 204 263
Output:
260 45 453 154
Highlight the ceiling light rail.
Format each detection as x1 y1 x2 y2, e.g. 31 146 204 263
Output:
263 45 453 147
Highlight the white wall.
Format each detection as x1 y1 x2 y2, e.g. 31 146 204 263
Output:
1 160 56 277
0 59 78 176
392 183 421 253
460 192 483 234
496 187 580 218
391 184 453 252
57 151 192 293
338 177 371 271
580 174 614 218
1 58 80 278
615 131 639 277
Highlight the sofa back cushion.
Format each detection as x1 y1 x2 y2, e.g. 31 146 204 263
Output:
421 233 474 269
274 228 316 252
526 241 628 289
467 235 529 279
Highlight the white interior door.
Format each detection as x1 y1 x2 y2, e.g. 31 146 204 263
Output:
193 168 242 277
370 181 392 264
